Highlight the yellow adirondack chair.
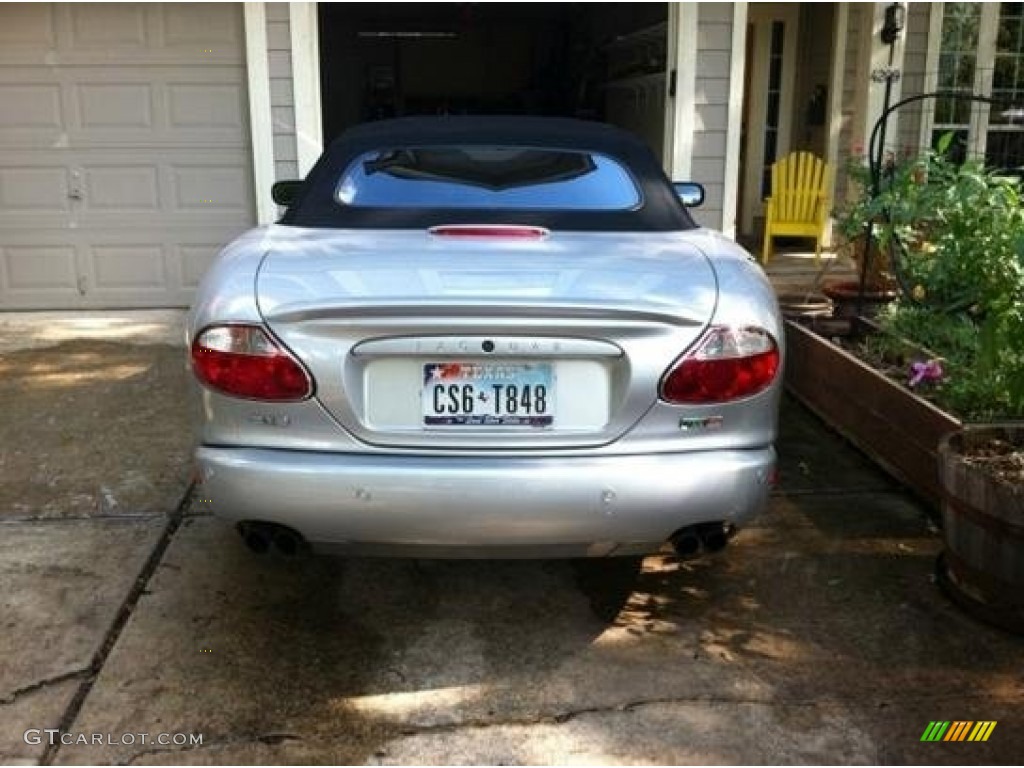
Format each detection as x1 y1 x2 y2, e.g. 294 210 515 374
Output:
762 152 832 265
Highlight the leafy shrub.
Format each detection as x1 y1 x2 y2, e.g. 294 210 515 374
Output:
866 135 1024 418
871 305 1012 421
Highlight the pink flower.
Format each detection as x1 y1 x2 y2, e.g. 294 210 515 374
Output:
908 359 944 388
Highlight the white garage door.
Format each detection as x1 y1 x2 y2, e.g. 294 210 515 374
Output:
0 3 255 309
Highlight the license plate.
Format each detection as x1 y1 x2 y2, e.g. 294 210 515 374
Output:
422 362 554 427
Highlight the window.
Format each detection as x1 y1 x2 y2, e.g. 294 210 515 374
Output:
929 3 1024 168
988 2 1024 167
760 21 786 197
335 147 642 210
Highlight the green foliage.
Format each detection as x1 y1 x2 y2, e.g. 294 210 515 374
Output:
873 305 1015 421
866 143 1024 420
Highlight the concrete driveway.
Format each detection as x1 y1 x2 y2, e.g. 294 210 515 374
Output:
1 312 1021 765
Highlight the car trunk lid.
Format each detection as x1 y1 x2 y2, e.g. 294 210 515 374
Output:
256 226 717 449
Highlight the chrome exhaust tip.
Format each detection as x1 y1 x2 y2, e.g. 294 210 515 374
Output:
670 523 733 558
698 523 730 553
669 527 702 558
237 522 306 556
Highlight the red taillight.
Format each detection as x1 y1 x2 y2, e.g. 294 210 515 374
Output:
428 224 549 239
190 324 313 401
660 327 780 404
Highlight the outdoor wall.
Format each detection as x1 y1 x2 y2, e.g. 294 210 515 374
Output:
690 3 733 230
793 3 835 159
898 2 931 155
836 3 871 202
266 3 298 181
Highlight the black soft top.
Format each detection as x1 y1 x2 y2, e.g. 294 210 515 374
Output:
280 116 696 232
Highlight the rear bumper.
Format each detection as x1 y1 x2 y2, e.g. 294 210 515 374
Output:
196 445 775 557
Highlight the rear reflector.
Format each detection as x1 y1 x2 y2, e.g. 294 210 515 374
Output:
660 326 780 404
428 224 549 239
190 324 313 401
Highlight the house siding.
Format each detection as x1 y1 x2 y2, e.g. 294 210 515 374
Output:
691 2 733 229
899 2 932 156
266 3 298 181
837 3 871 201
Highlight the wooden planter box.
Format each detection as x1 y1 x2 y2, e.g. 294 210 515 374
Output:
784 319 961 508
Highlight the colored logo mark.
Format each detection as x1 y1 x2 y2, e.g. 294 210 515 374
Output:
920 721 997 742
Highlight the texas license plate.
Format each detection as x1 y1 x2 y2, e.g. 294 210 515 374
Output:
422 362 554 427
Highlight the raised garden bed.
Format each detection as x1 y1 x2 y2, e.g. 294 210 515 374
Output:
784 318 961 508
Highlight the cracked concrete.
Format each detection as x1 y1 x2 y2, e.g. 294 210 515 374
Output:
0 519 166 763
54 479 1024 764
2 317 1022 765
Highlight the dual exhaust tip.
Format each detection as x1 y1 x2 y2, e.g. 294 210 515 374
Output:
238 521 306 556
238 520 732 559
669 522 733 559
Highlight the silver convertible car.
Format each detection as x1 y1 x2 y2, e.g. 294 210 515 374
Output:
188 116 782 559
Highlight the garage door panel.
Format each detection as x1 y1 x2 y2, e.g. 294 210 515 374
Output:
2 213 253 234
1 229 249 308
162 4 241 47
89 245 167 291
81 165 160 211
75 83 155 129
0 83 62 129
0 166 70 211
171 165 251 213
0 5 56 48
178 244 221 290
0 149 253 221
167 83 245 130
0 4 242 68
0 3 254 308
3 245 79 294
0 70 249 149
69 4 147 47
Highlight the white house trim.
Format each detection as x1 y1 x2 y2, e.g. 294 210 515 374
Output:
825 2 849 244
243 2 276 226
662 2 698 179
969 4 1000 157
290 2 323 177
739 4 801 236
721 2 747 240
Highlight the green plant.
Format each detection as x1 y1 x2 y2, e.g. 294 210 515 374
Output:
835 133 1024 417
832 152 920 289
886 135 1024 312
880 134 1024 414
863 305 1013 421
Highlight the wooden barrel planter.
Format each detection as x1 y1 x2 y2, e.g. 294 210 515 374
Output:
937 424 1024 634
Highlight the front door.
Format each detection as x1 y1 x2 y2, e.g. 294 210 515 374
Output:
740 4 800 238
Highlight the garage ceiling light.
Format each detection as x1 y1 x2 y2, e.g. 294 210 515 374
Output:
358 31 458 39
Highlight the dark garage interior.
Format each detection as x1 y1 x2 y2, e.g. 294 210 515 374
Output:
318 3 669 157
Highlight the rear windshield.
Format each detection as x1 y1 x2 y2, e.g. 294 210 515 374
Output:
335 146 641 210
